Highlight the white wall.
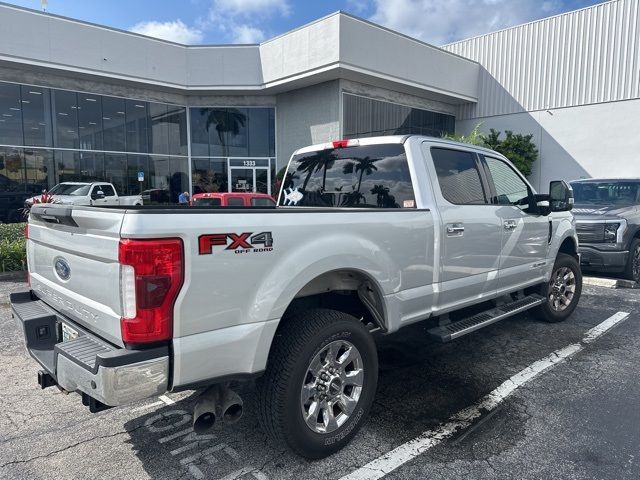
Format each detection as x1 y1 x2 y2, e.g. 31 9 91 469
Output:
457 97 640 191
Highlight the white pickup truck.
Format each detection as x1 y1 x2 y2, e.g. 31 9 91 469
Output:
11 136 581 458
26 182 143 207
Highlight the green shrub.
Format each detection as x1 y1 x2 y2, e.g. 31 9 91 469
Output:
0 223 27 272
442 124 539 177
0 223 26 242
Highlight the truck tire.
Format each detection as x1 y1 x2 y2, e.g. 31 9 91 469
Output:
623 238 640 283
536 253 582 323
256 308 378 459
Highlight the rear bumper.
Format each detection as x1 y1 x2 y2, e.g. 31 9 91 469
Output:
10 290 169 409
578 245 629 271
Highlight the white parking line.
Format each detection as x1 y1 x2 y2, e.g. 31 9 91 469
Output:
339 311 630 480
159 394 176 405
132 400 164 413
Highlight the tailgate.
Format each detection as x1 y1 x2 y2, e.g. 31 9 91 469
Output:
28 205 125 346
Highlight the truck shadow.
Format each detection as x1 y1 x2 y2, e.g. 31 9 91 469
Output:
123 288 631 480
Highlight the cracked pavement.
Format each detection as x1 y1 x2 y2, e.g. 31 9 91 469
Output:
1 279 639 479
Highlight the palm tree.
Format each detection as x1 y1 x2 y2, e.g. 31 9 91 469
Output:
370 184 390 207
352 157 378 193
202 108 247 156
297 154 321 191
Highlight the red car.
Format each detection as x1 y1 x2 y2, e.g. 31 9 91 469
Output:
191 192 276 207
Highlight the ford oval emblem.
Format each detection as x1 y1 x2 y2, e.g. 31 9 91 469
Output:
54 257 71 281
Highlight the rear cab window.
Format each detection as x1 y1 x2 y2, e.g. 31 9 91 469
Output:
193 197 222 206
227 197 245 207
251 197 275 207
279 143 415 208
430 147 488 205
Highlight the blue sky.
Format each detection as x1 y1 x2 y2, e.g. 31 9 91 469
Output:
5 0 606 45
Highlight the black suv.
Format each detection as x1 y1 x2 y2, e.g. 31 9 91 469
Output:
571 179 640 281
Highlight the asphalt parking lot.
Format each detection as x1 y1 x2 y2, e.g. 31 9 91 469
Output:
1 279 638 480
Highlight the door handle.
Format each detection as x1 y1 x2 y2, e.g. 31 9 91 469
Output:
446 223 465 236
504 220 518 231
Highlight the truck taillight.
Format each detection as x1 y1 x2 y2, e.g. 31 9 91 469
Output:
118 238 184 345
24 224 29 239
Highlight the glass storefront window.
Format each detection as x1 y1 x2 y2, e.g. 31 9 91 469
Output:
24 148 54 192
0 83 23 147
55 150 105 183
104 153 127 196
225 108 248 157
125 100 149 153
167 105 188 156
192 157 227 194
102 96 126 151
21 86 52 148
78 93 103 151
190 107 275 158
52 90 79 149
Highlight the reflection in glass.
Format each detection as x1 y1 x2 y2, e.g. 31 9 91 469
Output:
21 86 52 147
192 157 227 194
231 168 254 193
104 153 127 196
125 100 148 153
24 148 54 192
53 90 79 149
102 96 126 151
281 144 414 208
78 93 103 151
0 83 23 146
191 107 275 158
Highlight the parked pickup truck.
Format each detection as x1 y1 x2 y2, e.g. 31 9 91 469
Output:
25 182 143 207
571 178 640 281
191 192 276 207
11 136 581 459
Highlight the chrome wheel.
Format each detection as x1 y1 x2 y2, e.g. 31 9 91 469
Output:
548 266 577 312
300 340 364 434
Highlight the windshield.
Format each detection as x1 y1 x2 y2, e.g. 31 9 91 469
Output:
49 184 91 196
571 181 640 205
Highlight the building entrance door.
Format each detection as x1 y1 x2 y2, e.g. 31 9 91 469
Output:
227 159 271 194
230 168 254 193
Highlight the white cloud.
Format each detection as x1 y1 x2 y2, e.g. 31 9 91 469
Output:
130 20 203 44
233 24 266 43
205 0 289 44
368 0 565 45
346 0 370 14
213 0 290 16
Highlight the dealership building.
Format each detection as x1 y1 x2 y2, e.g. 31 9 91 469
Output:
0 0 638 220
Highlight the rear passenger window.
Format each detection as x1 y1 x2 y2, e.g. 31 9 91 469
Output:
279 144 415 208
431 148 487 205
227 197 244 207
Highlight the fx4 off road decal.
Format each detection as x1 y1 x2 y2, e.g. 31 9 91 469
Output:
199 232 274 255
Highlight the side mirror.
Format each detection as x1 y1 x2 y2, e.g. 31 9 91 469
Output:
92 190 105 200
549 180 574 212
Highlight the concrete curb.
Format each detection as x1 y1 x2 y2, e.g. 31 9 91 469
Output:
0 270 27 282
